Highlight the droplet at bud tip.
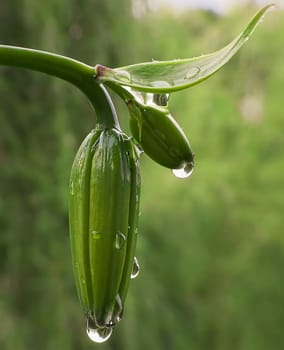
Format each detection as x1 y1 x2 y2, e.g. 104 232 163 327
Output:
86 316 113 343
172 161 194 179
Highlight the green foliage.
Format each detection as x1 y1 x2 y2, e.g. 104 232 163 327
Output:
1 2 284 350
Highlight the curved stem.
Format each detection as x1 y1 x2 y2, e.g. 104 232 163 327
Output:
93 83 120 130
0 45 94 84
0 45 119 129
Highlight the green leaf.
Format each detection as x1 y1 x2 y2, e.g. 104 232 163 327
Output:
98 4 275 93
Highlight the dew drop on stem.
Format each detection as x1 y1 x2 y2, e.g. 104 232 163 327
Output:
115 231 126 249
131 256 140 279
112 294 124 324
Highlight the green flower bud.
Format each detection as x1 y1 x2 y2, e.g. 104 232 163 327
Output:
69 126 140 342
128 100 194 172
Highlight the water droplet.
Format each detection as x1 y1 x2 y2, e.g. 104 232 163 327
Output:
86 317 112 344
70 181 74 196
144 93 154 105
114 294 123 323
184 67 200 80
153 93 169 107
107 294 124 327
114 70 131 83
123 86 144 104
91 230 101 239
133 143 144 158
172 161 194 179
150 80 171 88
115 231 126 249
131 257 140 279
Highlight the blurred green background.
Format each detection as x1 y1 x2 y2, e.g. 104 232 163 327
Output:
0 1 284 349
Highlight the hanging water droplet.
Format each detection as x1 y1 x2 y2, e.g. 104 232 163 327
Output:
131 257 140 279
91 230 101 239
153 93 169 107
123 86 145 104
143 93 154 105
184 67 201 80
115 314 122 324
86 316 112 344
115 231 126 249
172 161 194 179
114 70 131 83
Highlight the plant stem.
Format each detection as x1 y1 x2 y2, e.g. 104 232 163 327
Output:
0 45 119 129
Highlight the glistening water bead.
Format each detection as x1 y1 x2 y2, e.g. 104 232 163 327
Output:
86 317 113 343
153 93 169 107
184 66 201 80
172 161 194 179
114 70 132 83
131 256 140 279
115 231 126 249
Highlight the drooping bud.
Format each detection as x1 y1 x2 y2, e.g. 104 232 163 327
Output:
69 126 140 342
128 100 194 172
